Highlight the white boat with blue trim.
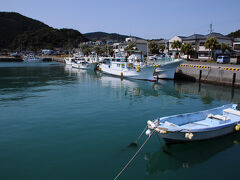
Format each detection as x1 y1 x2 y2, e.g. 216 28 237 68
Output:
98 57 156 81
71 58 96 70
152 56 183 79
146 104 240 143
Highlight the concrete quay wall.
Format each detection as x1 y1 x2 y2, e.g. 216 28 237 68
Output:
175 64 240 87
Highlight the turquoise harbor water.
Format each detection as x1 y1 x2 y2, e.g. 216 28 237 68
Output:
1 62 240 180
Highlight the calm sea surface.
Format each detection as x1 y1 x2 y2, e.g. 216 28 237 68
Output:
0 62 240 180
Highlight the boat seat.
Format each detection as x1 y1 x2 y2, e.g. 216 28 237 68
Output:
164 121 179 127
210 114 229 121
224 108 240 116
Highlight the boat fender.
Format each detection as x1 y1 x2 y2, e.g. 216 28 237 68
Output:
235 124 240 131
188 133 194 140
147 120 156 129
146 129 151 136
185 132 193 139
120 72 123 77
136 65 141 72
160 130 167 134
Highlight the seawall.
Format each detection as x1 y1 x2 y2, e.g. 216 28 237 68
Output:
175 62 240 87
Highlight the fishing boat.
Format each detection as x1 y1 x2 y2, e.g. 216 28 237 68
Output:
153 56 183 79
146 104 240 143
64 57 74 65
71 57 96 70
23 54 43 63
98 57 156 81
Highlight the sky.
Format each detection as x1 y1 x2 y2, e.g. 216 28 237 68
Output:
1 0 240 39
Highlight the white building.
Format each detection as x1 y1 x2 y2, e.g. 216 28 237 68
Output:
113 42 128 57
168 35 186 56
113 38 148 57
166 33 233 60
125 37 136 42
135 39 148 56
233 38 240 52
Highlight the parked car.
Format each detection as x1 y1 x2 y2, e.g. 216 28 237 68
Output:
217 56 230 64
230 54 240 64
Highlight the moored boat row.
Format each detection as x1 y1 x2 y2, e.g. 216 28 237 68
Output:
65 54 183 81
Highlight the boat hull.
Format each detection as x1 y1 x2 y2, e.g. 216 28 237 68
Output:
99 64 156 81
155 59 183 79
72 62 96 70
159 123 238 143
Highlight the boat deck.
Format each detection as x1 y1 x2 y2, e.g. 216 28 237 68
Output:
157 108 240 131
180 117 231 130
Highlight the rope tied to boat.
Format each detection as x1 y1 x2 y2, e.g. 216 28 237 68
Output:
114 130 155 180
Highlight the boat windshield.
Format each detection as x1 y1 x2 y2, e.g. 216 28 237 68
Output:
112 58 126 62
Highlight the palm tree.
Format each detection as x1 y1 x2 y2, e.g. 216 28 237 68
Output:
125 42 137 51
221 43 231 54
159 44 165 54
171 40 182 57
148 41 159 54
181 43 194 60
204 37 219 60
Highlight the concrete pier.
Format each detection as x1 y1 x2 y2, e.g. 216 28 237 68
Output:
175 62 240 87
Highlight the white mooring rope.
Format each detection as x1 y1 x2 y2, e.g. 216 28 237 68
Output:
114 130 155 180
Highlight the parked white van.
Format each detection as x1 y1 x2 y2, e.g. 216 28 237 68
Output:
217 56 230 64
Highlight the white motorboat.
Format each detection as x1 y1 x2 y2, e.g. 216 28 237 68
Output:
23 54 43 63
154 58 183 79
98 57 156 81
72 58 96 70
146 104 240 143
152 56 183 79
64 57 74 65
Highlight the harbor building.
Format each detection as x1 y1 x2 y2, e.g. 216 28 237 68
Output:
168 35 186 56
161 32 233 60
113 38 148 57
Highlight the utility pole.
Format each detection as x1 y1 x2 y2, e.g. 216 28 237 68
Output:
210 23 213 35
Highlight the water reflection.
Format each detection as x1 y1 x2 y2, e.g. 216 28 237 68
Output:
64 66 239 104
1 63 238 105
174 81 240 103
0 63 73 103
65 66 179 98
146 133 240 174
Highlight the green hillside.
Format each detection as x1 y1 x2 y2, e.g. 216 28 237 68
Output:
227 29 240 38
11 28 88 50
0 12 88 50
84 31 138 42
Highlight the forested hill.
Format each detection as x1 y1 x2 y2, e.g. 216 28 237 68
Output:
227 29 240 39
0 12 88 50
84 31 140 42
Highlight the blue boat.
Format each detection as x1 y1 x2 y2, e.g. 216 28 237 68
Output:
146 104 240 143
